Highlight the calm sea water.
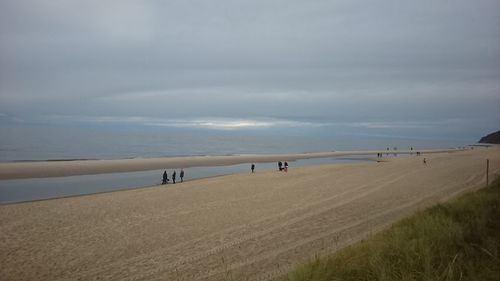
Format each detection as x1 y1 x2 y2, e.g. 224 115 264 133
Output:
0 125 470 162
0 125 472 203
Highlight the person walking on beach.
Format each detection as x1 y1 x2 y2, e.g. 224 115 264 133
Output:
172 170 176 184
278 161 283 171
180 169 184 183
251 163 255 173
162 170 168 184
284 162 288 172
423 158 427 165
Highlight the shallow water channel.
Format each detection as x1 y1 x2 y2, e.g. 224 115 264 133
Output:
0 156 374 204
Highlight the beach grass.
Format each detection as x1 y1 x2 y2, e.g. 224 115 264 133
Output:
286 177 500 281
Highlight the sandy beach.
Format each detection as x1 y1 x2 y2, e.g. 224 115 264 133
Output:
0 147 499 281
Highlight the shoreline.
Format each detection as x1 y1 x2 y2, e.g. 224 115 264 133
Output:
0 148 460 180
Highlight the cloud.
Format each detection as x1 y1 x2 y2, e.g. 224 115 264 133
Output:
0 0 499 139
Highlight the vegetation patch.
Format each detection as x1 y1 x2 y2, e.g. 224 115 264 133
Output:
287 178 500 281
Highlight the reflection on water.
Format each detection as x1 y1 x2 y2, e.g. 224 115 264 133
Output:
0 157 372 204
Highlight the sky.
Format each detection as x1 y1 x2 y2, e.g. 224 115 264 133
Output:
0 0 499 140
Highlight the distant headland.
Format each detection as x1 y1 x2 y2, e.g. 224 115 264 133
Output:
479 130 500 144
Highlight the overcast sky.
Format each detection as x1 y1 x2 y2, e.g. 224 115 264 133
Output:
0 0 499 138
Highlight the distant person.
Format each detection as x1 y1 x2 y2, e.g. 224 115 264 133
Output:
180 169 185 183
162 170 168 185
386 147 389 156
251 163 255 173
423 158 427 165
410 147 413 155
278 161 283 171
172 170 176 184
284 161 288 172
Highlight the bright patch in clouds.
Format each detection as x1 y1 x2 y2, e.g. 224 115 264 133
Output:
149 118 276 130
36 115 324 130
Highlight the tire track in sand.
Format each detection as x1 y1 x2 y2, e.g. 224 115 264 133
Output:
153 162 489 281
64 166 409 281
129 169 419 281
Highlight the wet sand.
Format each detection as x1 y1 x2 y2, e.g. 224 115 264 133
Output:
0 147 498 281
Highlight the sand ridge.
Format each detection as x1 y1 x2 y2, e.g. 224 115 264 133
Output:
0 147 499 280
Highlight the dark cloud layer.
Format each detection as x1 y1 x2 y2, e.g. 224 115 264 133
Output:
1 0 499 138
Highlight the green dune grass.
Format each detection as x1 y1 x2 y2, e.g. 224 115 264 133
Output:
286 178 500 281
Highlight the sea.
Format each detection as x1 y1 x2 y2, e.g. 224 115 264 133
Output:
0 125 474 204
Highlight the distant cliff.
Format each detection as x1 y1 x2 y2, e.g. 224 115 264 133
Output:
479 130 500 144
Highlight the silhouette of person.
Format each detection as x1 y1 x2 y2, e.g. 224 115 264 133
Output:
180 169 184 183
172 170 176 184
423 158 427 165
284 162 288 172
162 170 168 184
251 163 255 173
278 161 283 171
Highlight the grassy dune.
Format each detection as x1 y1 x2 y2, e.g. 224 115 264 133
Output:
286 178 500 281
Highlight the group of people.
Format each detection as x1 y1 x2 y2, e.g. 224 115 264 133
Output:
278 161 289 172
164 161 290 184
376 147 423 160
378 147 422 157
379 146 427 164
250 161 290 173
162 169 185 184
